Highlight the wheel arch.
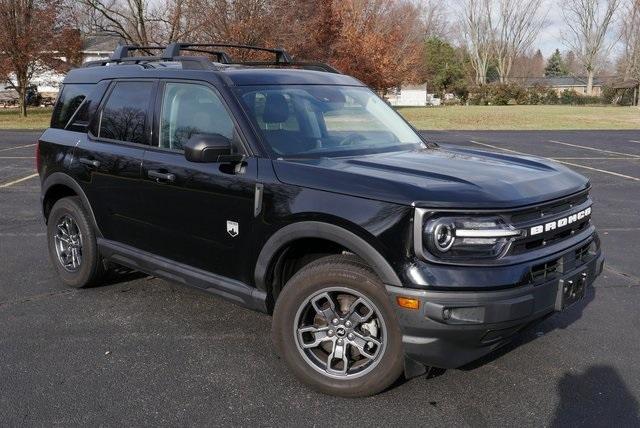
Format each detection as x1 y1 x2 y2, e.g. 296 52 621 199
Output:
254 221 402 296
41 172 102 237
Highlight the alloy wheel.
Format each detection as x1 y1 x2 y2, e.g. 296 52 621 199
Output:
293 287 387 379
53 214 83 272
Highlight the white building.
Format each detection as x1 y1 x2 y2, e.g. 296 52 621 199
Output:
18 34 122 97
386 83 440 107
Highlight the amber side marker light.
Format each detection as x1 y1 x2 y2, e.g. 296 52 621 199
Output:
396 296 420 310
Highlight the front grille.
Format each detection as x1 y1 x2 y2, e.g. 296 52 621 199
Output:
510 218 590 254
506 190 593 256
510 191 589 224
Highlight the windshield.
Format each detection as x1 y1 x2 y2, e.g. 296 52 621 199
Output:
235 85 423 158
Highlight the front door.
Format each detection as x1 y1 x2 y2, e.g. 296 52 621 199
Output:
139 81 257 283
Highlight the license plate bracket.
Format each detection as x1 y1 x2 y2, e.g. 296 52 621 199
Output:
556 269 589 311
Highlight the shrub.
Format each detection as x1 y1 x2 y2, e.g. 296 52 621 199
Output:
543 88 559 105
559 89 604 105
490 83 526 105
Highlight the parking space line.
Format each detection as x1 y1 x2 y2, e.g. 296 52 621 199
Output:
600 228 640 231
552 157 640 160
0 156 35 159
548 140 640 159
630 140 640 144
0 143 36 152
0 232 45 237
0 172 39 188
468 140 640 182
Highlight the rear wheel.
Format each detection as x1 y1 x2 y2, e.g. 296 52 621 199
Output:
272 255 403 397
47 196 105 288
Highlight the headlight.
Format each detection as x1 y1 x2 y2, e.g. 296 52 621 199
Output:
419 214 522 261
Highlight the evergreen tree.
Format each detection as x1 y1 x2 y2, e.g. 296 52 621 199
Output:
545 49 568 77
424 37 466 97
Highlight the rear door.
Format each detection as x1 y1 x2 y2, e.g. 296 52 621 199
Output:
73 80 157 248
139 80 258 282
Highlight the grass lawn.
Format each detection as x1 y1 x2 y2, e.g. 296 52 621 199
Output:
0 107 52 130
397 105 640 130
0 105 638 131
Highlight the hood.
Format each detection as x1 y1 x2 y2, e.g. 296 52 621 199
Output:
272 146 590 209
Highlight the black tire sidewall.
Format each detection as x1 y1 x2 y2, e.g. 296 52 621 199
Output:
47 197 102 288
272 256 404 397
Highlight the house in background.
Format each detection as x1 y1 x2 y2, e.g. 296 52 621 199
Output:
524 76 604 96
386 83 441 106
29 34 122 97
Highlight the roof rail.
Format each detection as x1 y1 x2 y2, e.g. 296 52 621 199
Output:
173 47 233 64
162 43 293 63
237 61 341 74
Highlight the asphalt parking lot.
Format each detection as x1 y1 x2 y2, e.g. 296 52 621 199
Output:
1 129 639 426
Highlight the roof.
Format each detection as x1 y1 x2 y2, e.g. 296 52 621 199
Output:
64 64 364 87
68 42 363 86
610 79 640 89
524 76 604 87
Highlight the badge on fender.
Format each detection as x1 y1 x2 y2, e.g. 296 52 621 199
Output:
227 221 239 237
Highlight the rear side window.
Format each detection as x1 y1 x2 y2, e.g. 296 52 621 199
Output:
99 81 154 145
51 84 93 129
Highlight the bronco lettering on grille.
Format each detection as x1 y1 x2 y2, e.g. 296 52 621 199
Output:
530 206 591 236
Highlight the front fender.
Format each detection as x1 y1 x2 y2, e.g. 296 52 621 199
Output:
254 221 403 291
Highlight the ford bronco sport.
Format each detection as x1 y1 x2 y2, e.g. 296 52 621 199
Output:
38 43 604 397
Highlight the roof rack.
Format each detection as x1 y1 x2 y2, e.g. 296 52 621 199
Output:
83 44 216 70
111 45 166 60
162 43 340 73
162 43 292 63
83 42 340 73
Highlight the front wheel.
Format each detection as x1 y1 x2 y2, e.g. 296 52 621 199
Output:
272 255 404 397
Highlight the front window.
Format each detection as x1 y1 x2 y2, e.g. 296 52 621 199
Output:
159 82 235 151
235 85 423 158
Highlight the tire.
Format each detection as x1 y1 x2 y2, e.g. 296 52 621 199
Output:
272 254 404 397
47 196 105 288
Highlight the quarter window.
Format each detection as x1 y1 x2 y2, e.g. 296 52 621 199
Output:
159 83 234 151
99 81 153 145
51 84 93 129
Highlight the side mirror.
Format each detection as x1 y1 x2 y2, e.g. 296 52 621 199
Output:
184 134 232 163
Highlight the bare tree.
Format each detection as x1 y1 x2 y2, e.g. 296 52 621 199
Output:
420 0 450 39
618 0 640 80
75 0 197 46
491 0 547 83
0 0 81 117
562 0 621 94
459 0 493 85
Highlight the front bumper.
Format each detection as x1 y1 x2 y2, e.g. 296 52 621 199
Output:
387 249 604 369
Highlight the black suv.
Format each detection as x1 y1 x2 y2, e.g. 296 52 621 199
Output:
38 43 604 397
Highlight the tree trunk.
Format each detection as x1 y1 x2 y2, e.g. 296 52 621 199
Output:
17 89 27 117
19 98 27 117
586 71 594 96
15 71 28 117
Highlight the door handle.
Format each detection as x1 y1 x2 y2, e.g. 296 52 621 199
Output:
148 170 176 182
79 157 100 168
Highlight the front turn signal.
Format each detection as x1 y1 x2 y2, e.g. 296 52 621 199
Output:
396 296 420 310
